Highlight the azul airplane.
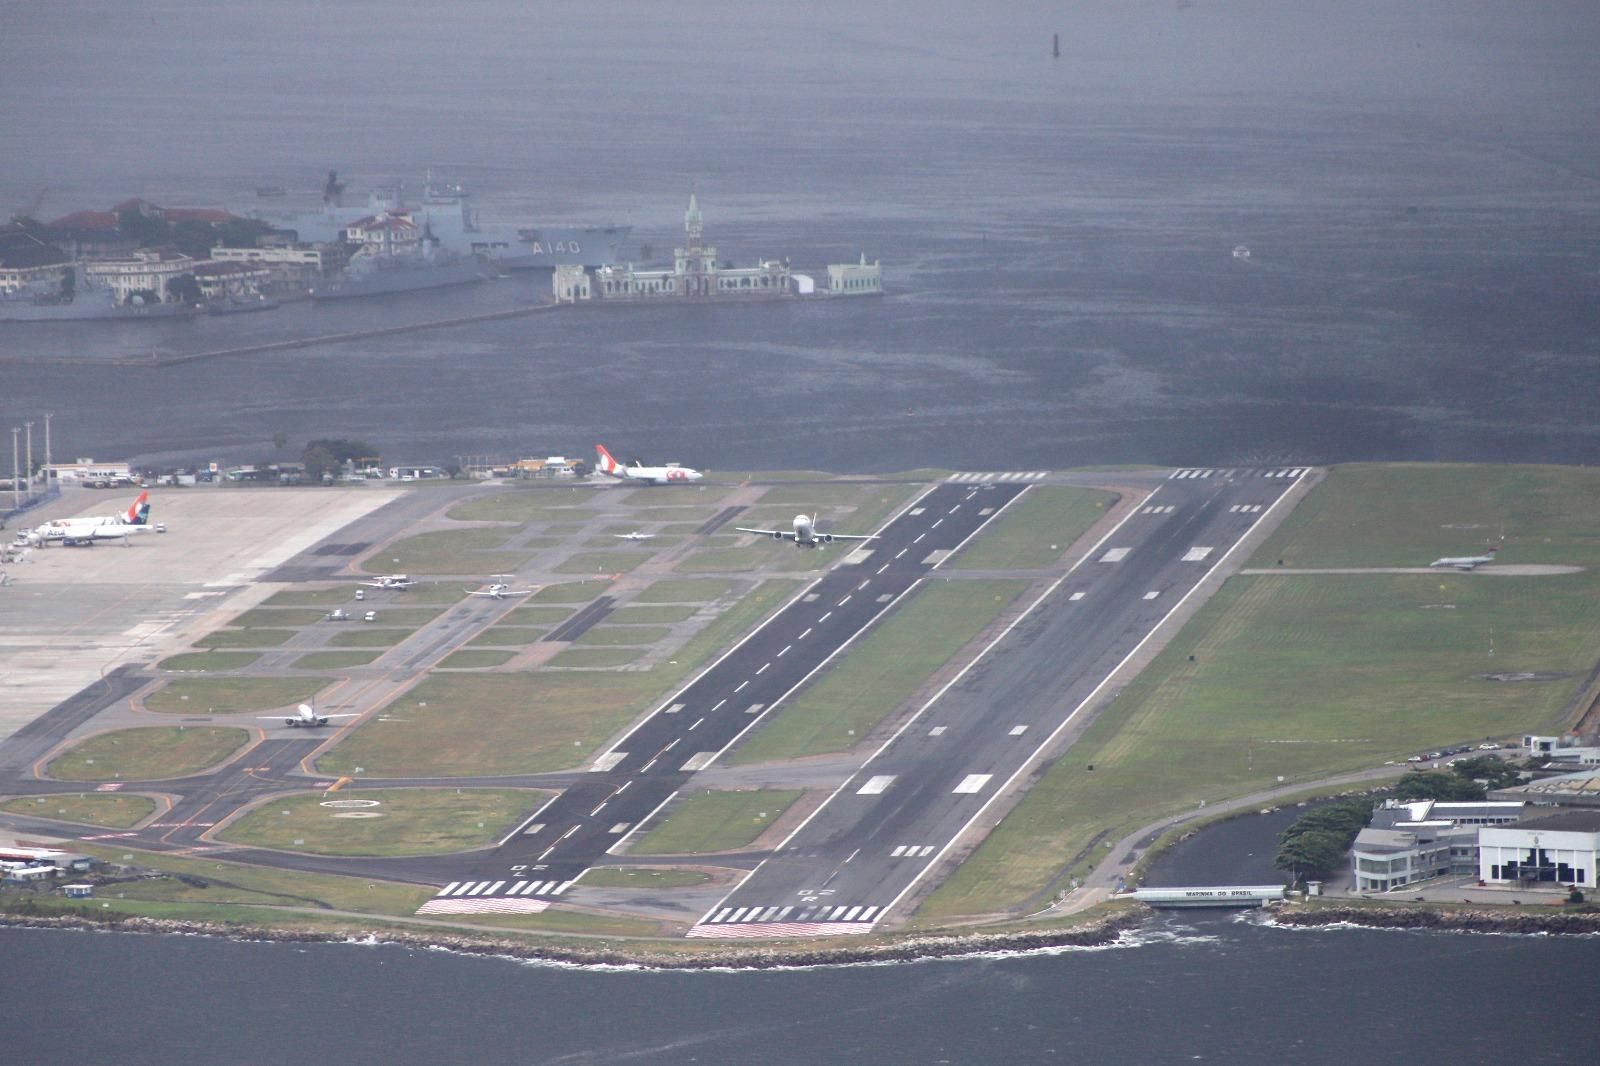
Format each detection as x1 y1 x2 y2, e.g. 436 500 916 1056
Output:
736 513 878 549
28 492 153 546
594 444 702 485
1430 546 1500 571
258 703 359 728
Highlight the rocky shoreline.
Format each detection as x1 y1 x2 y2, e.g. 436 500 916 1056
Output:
1267 903 1600 936
0 908 1147 969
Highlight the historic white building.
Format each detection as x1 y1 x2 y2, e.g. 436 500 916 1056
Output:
343 212 419 253
1480 811 1600 887
211 243 328 289
586 195 790 301
827 253 883 295
83 248 197 303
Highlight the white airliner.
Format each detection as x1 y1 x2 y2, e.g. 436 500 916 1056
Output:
361 574 415 590
1429 547 1500 571
466 582 537 600
27 491 154 547
594 444 703 485
613 531 656 541
258 703 358 728
736 513 878 549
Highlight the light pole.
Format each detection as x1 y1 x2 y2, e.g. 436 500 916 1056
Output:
23 420 33 503
9 427 19 512
42 412 52 498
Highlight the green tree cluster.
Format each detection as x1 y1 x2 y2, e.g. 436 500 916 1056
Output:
1393 771 1487 803
300 439 378 483
1274 797 1373 881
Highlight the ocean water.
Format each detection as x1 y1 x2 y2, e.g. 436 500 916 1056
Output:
3 3 1599 1060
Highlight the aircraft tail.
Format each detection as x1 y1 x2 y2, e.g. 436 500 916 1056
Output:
594 444 620 477
124 491 150 525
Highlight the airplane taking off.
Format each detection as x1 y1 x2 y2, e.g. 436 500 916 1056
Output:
613 531 656 541
736 513 878 549
258 703 358 728
594 444 703 485
466 582 537 600
361 574 415 590
27 492 154 546
1430 546 1501 571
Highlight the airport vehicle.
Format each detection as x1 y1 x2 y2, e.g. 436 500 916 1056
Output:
1479 742 1500 750
258 703 358 728
593 444 702 485
27 492 154 546
363 611 377 622
466 582 536 600
360 574 415 591
1429 547 1500 571
613 531 656 541
736 513 878 549
326 609 351 621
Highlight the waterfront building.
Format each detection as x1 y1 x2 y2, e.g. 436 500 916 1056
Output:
211 243 329 289
83 248 198 304
1493 766 1600 809
553 263 591 303
1479 810 1600 887
0 236 72 294
583 195 790 302
42 210 139 260
191 260 270 300
1351 825 1456 892
343 212 420 253
826 253 883 295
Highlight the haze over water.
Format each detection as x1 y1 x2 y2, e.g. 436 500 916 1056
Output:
4 3 1600 1061
3 1 1597 472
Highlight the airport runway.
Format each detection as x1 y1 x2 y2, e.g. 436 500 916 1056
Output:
681 466 1307 938
414 480 1031 916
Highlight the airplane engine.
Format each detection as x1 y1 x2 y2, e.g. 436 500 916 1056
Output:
285 718 298 727
818 533 834 543
316 717 329 727
770 531 785 541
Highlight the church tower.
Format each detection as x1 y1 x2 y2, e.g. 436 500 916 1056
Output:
675 192 715 296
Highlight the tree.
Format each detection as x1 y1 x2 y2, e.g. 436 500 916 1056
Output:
304 438 378 467
273 431 288 452
1393 772 1486 803
165 273 202 304
116 205 169 247
1449 757 1521 790
300 443 337 484
1275 828 1349 881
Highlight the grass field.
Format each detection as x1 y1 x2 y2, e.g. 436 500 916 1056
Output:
358 607 447 626
49 727 250 782
633 578 734 603
920 463 1600 919
617 486 735 507
192 628 296 649
730 580 1029 764
1 792 158 827
229 607 327 628
608 605 698 623
674 543 827 573
438 649 518 669
362 529 528 575
577 867 714 889
629 790 802 855
946 487 1117 571
218 788 551 856
316 581 800 776
377 582 471 606
556 550 654 574
145 677 327 714
531 582 608 604
328 628 412 648
264 587 360 607
446 491 595 523
468 626 546 647
292 651 381 670
157 651 261 672
575 625 672 646
547 647 647 668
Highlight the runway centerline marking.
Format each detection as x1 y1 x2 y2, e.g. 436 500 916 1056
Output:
735 680 749 692
778 644 791 657
689 717 704 731
818 612 831 623
711 698 726 711
799 628 812 639
756 662 770 675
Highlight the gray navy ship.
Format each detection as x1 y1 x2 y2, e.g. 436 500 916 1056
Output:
308 241 492 301
247 172 632 272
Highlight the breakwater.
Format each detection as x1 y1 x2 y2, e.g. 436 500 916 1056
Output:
1267 902 1600 936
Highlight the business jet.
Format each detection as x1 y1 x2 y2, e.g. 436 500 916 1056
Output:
258 703 359 728
361 574 415 590
736 513 879 549
594 444 703 485
466 582 537 600
613 531 656 541
1429 547 1500 571
28 491 154 546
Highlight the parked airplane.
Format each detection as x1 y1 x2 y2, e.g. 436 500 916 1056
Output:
27 492 153 546
466 582 537 600
360 574 415 590
613 531 656 541
258 703 358 728
1430 547 1500 571
736 513 879 549
594 444 703 485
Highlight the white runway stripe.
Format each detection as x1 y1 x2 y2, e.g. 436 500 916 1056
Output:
418 897 550 915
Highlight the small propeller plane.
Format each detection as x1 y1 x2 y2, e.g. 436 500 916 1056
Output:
613 531 656 541
1429 546 1501 571
736 513 878 549
360 574 415 590
258 703 359 728
466 582 538 600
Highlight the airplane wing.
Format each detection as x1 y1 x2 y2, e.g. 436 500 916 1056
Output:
322 713 361 719
736 526 798 541
824 533 878 541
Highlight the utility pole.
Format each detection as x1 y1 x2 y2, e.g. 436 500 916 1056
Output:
42 412 52 498
23 420 33 503
9 427 19 512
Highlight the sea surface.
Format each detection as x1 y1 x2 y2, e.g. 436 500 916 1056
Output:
3 2 1600 1060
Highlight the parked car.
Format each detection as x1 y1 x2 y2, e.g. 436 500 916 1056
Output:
363 610 377 622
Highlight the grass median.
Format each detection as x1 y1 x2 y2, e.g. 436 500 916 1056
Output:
362 529 528 576
145 677 328 714
1 793 158 828
157 651 261 672
629 790 802 855
945 487 1116 570
48 727 251 782
730 580 1028 764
